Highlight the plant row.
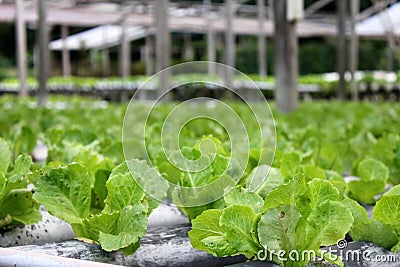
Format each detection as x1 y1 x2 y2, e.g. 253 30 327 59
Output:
1 71 400 94
1 96 400 266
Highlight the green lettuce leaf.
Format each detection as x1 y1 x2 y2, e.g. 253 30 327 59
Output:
0 188 41 226
13 154 32 176
318 143 342 173
224 186 264 214
126 159 169 212
33 163 91 224
373 185 400 233
104 172 145 211
200 235 238 257
97 204 147 252
280 152 301 181
263 175 306 212
305 200 353 250
0 151 39 228
188 209 237 257
246 165 283 198
13 125 36 157
351 220 398 249
348 158 389 204
258 205 301 254
220 205 261 258
308 179 340 209
301 165 326 181
34 160 167 254
341 198 370 229
0 138 10 174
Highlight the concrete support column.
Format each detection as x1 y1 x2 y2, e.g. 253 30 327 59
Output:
183 33 194 61
337 0 347 100
224 0 235 90
120 3 132 78
274 0 299 113
37 0 49 105
145 32 153 76
350 0 359 100
15 0 27 97
257 0 267 78
154 0 171 99
61 25 71 77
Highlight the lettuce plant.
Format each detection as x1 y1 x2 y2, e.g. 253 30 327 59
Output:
0 138 41 228
348 158 389 204
189 175 354 267
347 184 400 252
33 159 168 254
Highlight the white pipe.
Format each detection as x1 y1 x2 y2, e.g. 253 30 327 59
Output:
0 247 125 267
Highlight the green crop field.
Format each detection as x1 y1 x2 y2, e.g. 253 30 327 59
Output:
1 95 400 266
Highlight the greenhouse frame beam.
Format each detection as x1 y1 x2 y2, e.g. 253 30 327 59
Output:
358 0 397 21
0 3 338 37
304 0 334 18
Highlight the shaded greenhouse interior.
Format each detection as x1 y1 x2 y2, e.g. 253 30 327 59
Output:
1 1 400 267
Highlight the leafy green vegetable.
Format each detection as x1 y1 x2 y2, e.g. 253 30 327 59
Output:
0 138 40 228
259 177 352 266
34 160 168 253
0 138 10 173
91 204 147 252
4 95 400 258
189 209 237 257
305 200 353 249
348 158 389 204
341 198 370 229
190 175 353 267
170 137 240 221
351 220 398 249
13 125 36 158
104 171 145 211
246 165 283 198
220 205 261 258
33 164 91 224
308 179 340 208
258 205 301 261
263 175 306 211
317 143 343 173
280 152 301 181
373 185 400 233
224 186 264 214
301 165 326 181
348 185 400 251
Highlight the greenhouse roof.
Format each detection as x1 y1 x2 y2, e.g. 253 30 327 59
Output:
0 2 336 38
49 24 149 50
356 2 400 37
